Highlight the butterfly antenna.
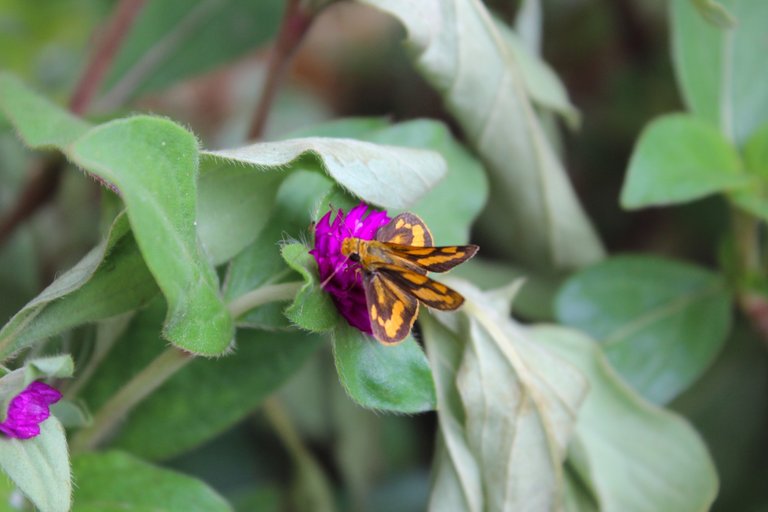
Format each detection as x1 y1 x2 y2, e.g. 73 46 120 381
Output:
319 254 353 289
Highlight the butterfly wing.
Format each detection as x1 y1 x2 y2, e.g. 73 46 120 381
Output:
376 212 434 247
383 243 479 273
363 271 420 344
377 265 465 311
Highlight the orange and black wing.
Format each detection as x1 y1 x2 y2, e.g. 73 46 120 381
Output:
382 243 479 273
377 265 465 311
363 271 420 344
376 212 434 247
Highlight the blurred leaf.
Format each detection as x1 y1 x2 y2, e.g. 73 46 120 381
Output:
82 303 322 460
98 0 282 107
563 463 599 512
422 281 587 511
497 23 579 127
556 255 732 404
672 0 768 144
70 116 233 355
672 326 768 510
0 214 157 360
0 418 70 512
202 136 447 211
730 123 768 221
0 0 101 86
197 157 284 265
451 257 563 321
332 322 436 413
224 171 334 330
72 451 231 512
281 243 337 332
0 72 90 147
50 400 91 429
513 0 542 54
533 326 718 512
621 114 747 208
691 0 737 27
359 0 603 269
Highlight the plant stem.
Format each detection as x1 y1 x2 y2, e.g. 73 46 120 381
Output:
0 0 145 249
247 0 314 140
69 281 303 452
69 0 147 114
228 281 304 318
70 346 193 453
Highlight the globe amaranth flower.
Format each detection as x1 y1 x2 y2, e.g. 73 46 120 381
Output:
309 203 390 334
0 381 62 439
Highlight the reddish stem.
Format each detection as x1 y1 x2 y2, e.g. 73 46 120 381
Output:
0 0 145 248
69 0 146 114
247 0 314 140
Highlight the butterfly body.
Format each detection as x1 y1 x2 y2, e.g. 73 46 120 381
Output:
340 212 478 344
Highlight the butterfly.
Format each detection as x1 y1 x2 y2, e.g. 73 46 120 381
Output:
341 212 478 344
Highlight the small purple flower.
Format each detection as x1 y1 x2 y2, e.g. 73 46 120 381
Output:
310 203 390 334
0 381 62 439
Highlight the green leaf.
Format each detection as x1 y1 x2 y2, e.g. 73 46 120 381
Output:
82 303 323 460
621 114 747 208
281 243 337 332
729 123 768 221
0 214 157 361
0 72 90 147
358 0 603 269
332 321 436 413
224 170 335 330
197 156 284 265
70 116 233 356
497 22 579 127
691 0 736 27
72 451 232 512
422 281 587 511
286 117 488 244
0 418 70 512
533 326 718 512
202 136 447 211
555 255 732 404
672 0 768 143
98 0 282 107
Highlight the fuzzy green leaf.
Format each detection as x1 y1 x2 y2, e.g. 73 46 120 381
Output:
621 114 747 208
69 116 233 356
202 136 446 211
0 72 89 147
358 0 603 269
81 303 322 460
533 326 718 512
281 243 337 332
0 418 70 512
0 214 157 360
555 255 732 404
333 322 436 413
72 451 232 512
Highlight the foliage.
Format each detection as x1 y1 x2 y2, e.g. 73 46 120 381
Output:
0 0 765 510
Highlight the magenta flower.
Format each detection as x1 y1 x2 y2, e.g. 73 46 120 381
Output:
310 203 390 334
0 381 62 439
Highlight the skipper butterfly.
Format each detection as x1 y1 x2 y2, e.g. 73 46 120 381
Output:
341 212 478 344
